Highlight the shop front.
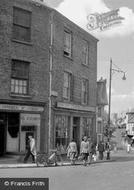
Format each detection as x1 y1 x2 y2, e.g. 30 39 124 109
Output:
0 103 44 156
53 102 96 152
53 113 95 152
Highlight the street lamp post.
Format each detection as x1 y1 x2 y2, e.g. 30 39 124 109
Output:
107 58 126 159
108 59 112 143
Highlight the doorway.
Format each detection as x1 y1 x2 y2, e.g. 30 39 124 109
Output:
6 113 20 152
73 117 80 151
0 113 7 156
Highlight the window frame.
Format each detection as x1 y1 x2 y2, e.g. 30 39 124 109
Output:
63 29 72 58
81 78 89 105
13 7 31 42
10 60 30 95
63 72 71 100
82 40 89 66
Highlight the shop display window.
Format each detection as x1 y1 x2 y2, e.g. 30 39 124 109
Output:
55 115 69 150
82 117 92 137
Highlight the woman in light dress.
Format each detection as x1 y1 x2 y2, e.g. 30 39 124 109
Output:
67 139 77 165
80 136 89 166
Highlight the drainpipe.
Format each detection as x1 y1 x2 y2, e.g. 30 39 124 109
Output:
48 11 53 153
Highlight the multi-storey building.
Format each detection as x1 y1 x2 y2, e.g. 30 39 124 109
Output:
0 0 98 155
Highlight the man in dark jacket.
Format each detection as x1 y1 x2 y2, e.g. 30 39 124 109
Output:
98 141 105 160
24 135 36 163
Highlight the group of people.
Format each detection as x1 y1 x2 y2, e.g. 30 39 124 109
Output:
67 136 111 166
23 135 111 165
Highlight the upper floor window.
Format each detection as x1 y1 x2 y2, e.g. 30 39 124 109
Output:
63 72 73 100
11 60 29 95
64 30 72 57
82 40 88 65
81 78 89 104
13 7 31 42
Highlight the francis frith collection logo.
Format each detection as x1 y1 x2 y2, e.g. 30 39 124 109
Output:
87 9 124 31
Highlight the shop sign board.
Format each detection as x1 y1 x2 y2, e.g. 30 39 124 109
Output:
57 102 96 112
0 104 44 112
20 113 41 126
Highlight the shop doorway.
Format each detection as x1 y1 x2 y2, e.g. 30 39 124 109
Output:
73 117 80 151
0 113 6 156
6 113 20 153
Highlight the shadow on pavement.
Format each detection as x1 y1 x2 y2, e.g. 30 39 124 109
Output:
112 155 134 163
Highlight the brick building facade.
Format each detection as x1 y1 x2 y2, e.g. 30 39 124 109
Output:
0 0 98 155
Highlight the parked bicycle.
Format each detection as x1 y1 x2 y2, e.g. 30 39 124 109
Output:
36 149 61 167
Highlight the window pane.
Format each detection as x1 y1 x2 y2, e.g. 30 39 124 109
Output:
22 80 27 86
13 25 30 42
19 80 22 86
82 79 88 104
15 85 19 93
82 40 88 65
18 86 23 94
10 79 28 95
22 80 27 94
13 7 31 42
64 72 69 87
11 84 14 93
13 7 31 27
11 79 15 85
15 80 18 85
63 72 71 99
64 31 72 55
12 60 29 79
63 87 68 98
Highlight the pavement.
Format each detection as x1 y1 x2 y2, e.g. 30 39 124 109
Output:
0 150 129 169
1 150 134 190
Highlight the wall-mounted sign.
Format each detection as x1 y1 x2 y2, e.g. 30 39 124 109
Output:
20 113 41 126
57 102 96 112
0 104 44 112
87 9 124 31
21 126 35 131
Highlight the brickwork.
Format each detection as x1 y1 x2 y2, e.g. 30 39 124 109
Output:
0 0 51 103
0 0 98 152
52 11 98 107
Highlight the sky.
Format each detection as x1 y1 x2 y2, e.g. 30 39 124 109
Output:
45 0 134 114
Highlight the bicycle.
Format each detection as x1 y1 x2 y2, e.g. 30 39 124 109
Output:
36 149 59 167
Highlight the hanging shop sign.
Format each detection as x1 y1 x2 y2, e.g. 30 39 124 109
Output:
87 9 124 31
